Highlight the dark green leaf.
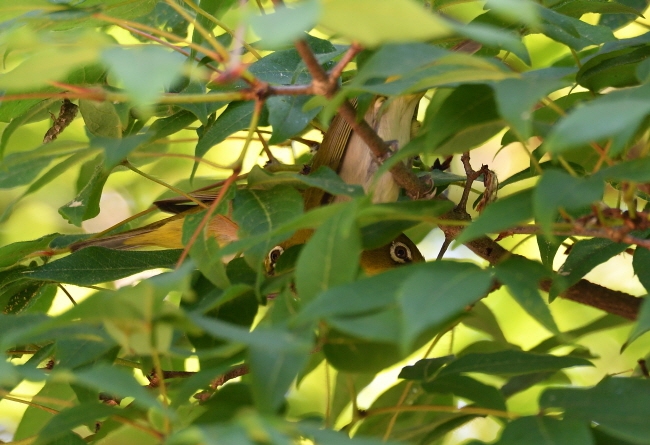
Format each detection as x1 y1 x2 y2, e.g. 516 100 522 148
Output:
492 76 566 140
595 157 650 183
398 262 492 349
544 84 650 155
533 170 604 237
71 364 165 412
351 43 449 86
13 382 77 442
438 350 592 376
447 19 531 65
540 376 650 444
195 101 256 159
556 0 644 17
267 94 320 144
36 403 121 445
295 201 361 304
27 247 181 285
323 329 407 373
247 166 364 198
424 84 504 155
0 234 59 269
91 134 149 170
624 297 650 349
550 238 629 300
58 160 110 226
79 99 122 138
457 189 533 243
462 301 509 344
537 5 616 50
423 374 507 411
530 314 628 353
633 246 650 292
495 257 558 333
496 416 593 445
578 45 650 92
599 0 649 30
399 355 456 380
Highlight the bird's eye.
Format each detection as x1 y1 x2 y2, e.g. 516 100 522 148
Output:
268 246 284 265
390 241 412 264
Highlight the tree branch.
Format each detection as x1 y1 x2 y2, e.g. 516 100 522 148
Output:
438 207 642 320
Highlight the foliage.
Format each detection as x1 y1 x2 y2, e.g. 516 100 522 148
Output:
1 0 650 444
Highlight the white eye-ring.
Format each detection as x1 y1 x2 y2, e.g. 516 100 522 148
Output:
267 246 284 267
390 241 412 264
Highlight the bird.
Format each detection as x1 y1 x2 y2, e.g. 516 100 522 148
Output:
71 95 425 274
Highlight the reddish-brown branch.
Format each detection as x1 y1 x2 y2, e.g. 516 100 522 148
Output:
438 207 642 320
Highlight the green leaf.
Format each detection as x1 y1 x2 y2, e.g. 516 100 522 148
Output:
4 281 56 314
267 94 320 144
0 98 58 157
530 313 628 353
35 403 121 445
13 382 77 442
496 416 593 445
319 0 451 47
544 84 650 155
295 201 361 304
58 160 110 226
246 166 364 198
623 297 650 349
633 246 650 292
330 372 375 421
357 199 454 226
399 355 456 380
189 314 312 412
249 0 319 48
323 329 406 373
27 247 181 285
446 19 531 65
577 45 650 92
595 157 650 183
462 301 509 344
353 381 459 442
533 170 604 237
550 238 629 300
423 84 504 155
79 99 122 138
423 374 507 411
555 0 644 17
598 0 648 30
0 233 58 269
247 35 338 85
457 189 533 244
196 101 256 159
537 5 616 50
398 262 492 350
0 30 105 90
438 350 592 376
492 76 567 140
101 45 185 106
495 257 559 334
91 134 149 170
351 43 449 86
485 0 539 26
69 364 166 413
540 376 650 444
232 186 304 266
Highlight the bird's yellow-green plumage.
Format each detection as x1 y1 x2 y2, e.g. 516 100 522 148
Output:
72 95 426 274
